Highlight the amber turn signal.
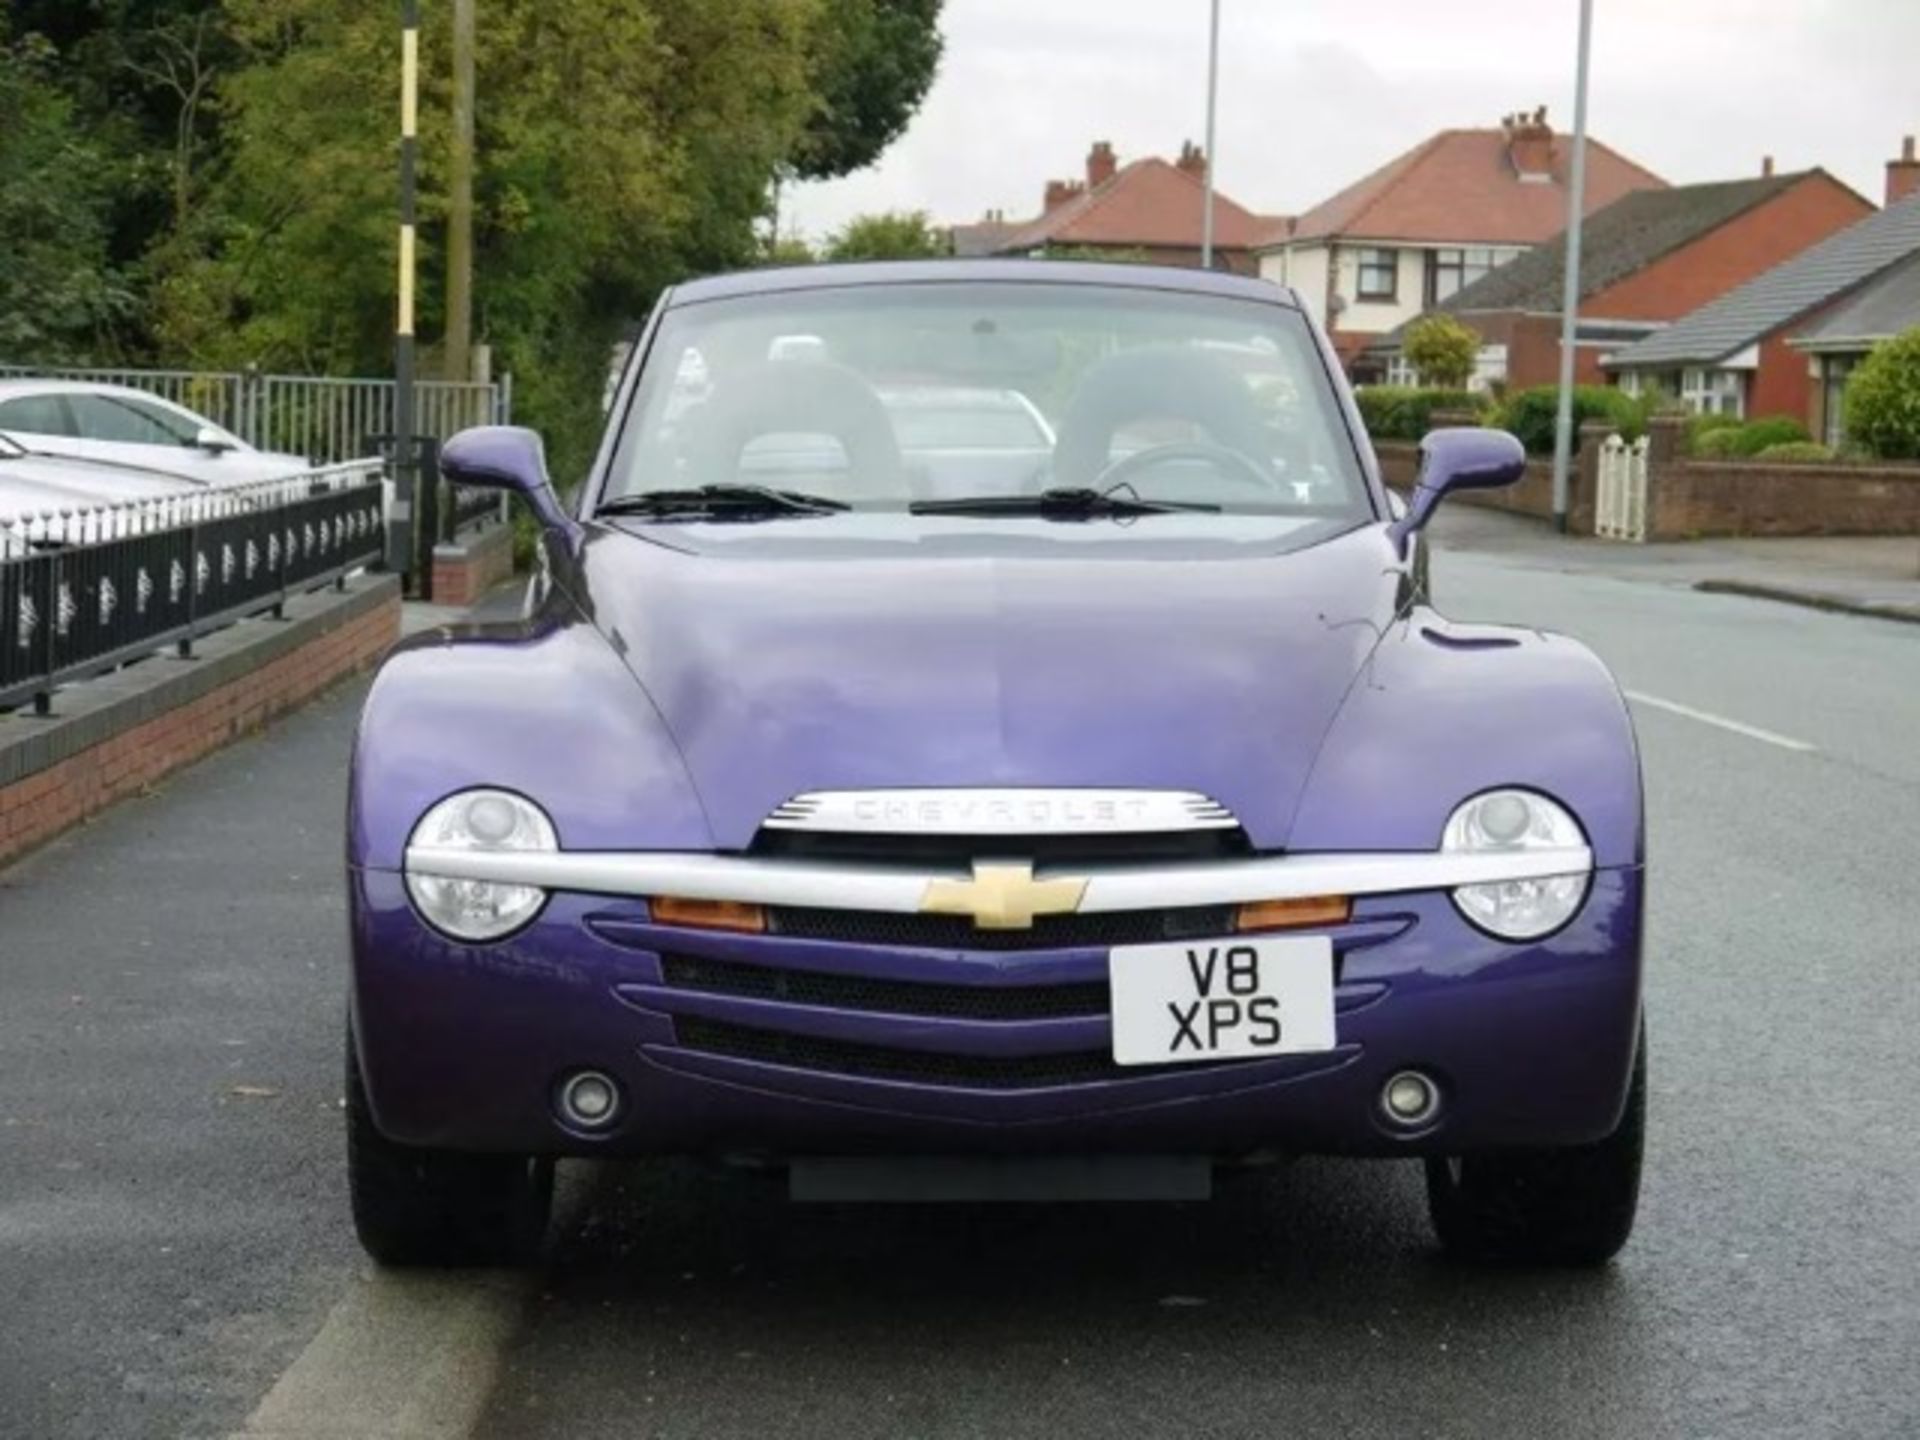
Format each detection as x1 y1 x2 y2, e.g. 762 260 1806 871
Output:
649 896 767 932
1235 894 1351 931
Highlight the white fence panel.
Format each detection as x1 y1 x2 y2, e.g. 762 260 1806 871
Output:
1595 434 1649 542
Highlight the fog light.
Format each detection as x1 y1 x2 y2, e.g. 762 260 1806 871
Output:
1381 1070 1441 1128
558 1070 620 1129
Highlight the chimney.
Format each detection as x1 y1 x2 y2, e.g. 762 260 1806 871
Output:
1761 155 1775 178
1044 178 1085 212
1505 105 1555 182
1889 135 1920 207
1087 141 1117 189
1176 140 1208 183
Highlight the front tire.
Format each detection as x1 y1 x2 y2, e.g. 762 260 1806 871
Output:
346 1029 553 1267
1424 1023 1646 1266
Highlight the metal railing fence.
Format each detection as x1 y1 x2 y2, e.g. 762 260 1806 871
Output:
1 463 387 714
0 365 511 467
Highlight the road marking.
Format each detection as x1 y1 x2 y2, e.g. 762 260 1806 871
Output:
1624 691 1817 753
231 1271 530 1440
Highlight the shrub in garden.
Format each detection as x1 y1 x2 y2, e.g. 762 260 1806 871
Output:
1753 441 1837 462
1402 315 1481 389
1692 427 1745 459
1685 412 1742 452
1353 387 1484 442
1496 385 1646 454
1841 327 1920 461
1728 415 1810 456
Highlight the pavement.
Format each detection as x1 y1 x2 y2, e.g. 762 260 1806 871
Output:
2 535 1918 1439
1433 504 1920 624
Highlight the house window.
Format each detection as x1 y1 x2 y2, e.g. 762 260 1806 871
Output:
1355 248 1399 302
1425 247 1503 306
1385 355 1418 387
1471 345 1509 394
1679 367 1745 418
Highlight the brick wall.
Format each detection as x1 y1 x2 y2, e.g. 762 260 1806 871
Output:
1375 417 1920 539
0 575 400 869
430 523 514 608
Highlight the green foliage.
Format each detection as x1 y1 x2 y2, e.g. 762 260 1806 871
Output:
789 0 942 181
1753 441 1837 463
0 30 136 359
1692 427 1745 459
1684 412 1742 452
1401 314 1480 389
1495 384 1648 455
824 210 949 262
1842 328 1920 461
1353 387 1485 442
762 234 818 266
1044 245 1152 264
1726 415 1810 456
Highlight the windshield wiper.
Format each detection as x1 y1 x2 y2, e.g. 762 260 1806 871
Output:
596 484 851 520
910 486 1217 518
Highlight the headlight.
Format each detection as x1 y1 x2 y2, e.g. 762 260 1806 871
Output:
405 789 557 941
1441 789 1589 940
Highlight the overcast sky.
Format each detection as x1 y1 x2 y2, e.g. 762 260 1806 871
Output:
785 0 1918 240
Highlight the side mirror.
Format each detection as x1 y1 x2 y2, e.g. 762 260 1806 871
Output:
1387 426 1525 556
195 426 237 454
439 425 582 553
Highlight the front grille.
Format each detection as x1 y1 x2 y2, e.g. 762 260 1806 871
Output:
673 1017 1219 1089
750 829 1252 866
660 953 1109 1020
769 905 1232 952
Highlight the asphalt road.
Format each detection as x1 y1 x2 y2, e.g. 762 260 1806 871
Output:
2 522 1917 1439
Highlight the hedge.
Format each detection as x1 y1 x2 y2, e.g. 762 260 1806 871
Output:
1753 441 1836 463
1353 387 1484 442
1842 327 1920 460
1495 385 1648 455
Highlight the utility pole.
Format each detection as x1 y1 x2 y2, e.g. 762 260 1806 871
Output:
394 0 420 571
1201 0 1222 269
1550 0 1595 533
447 0 476 384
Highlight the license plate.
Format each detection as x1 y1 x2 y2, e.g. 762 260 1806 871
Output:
1108 935 1336 1066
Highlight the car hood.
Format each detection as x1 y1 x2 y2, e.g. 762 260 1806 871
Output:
570 515 1405 851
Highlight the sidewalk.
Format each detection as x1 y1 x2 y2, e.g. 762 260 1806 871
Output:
1429 505 1920 626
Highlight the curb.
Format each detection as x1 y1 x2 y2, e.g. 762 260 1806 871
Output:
1694 578 1920 627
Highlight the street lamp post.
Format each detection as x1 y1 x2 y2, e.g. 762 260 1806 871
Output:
1550 0 1596 533
1201 0 1221 269
394 0 420 578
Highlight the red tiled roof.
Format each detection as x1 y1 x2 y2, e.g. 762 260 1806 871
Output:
993 158 1267 253
1277 128 1667 248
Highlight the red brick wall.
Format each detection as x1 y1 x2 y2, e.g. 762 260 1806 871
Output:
0 585 399 868
430 524 515 608
1584 174 1872 319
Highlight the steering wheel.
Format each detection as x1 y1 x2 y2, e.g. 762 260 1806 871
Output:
1090 439 1276 497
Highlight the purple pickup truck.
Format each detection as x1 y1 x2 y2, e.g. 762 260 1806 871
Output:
346 261 1644 1267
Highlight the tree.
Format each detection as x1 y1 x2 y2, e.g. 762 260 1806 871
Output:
789 0 942 181
824 211 948 262
1842 327 1920 460
1402 313 1480 389
0 30 134 360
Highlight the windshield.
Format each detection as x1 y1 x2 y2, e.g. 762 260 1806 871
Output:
606 282 1370 518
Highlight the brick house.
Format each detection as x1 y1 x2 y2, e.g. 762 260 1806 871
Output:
1368 166 1875 391
952 141 1276 274
1255 108 1665 373
1607 142 1920 424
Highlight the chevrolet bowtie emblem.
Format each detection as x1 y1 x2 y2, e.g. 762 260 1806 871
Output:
920 861 1089 930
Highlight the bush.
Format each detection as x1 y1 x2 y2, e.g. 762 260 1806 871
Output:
1728 415 1810 456
1842 328 1920 460
1692 427 1745 459
1685 412 1742 452
1495 385 1647 454
1402 314 1481 389
1753 441 1837 463
1352 386 1484 442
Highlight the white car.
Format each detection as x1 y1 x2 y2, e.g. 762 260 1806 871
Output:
0 380 311 488
0 433 220 534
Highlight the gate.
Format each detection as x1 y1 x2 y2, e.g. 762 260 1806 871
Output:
1595 434 1649 542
